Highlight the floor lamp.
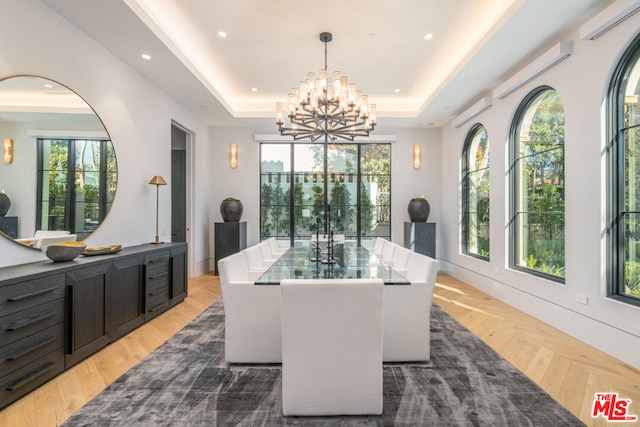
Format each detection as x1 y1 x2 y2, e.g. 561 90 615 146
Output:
149 175 167 244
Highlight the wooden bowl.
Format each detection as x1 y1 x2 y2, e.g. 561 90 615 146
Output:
45 241 87 262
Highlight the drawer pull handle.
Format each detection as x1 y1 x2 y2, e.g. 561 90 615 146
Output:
6 337 56 361
148 289 166 297
7 312 55 331
6 362 55 391
147 272 168 280
148 301 166 313
7 287 58 302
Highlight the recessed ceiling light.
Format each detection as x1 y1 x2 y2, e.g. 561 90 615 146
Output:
424 33 433 40
141 53 151 60
394 88 401 93
44 84 52 89
251 88 258 92
218 31 227 38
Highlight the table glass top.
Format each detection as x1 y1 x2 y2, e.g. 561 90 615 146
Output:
255 242 410 285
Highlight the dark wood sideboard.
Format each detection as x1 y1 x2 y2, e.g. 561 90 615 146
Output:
0 242 188 409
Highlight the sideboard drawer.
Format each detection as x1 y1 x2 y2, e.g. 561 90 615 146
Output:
0 323 64 377
0 348 65 409
0 274 64 317
0 299 65 347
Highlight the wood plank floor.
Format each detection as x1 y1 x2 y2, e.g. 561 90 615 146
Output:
1 273 639 426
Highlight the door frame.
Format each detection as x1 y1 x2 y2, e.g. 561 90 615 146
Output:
171 120 196 278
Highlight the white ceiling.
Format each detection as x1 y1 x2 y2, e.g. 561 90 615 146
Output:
40 0 613 128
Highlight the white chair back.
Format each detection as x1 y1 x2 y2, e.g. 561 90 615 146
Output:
381 240 397 263
243 245 267 270
391 246 411 270
266 237 287 256
373 237 385 257
217 251 251 284
257 242 276 266
280 278 384 416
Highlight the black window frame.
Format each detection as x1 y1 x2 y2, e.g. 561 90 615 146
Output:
509 85 566 283
259 142 392 246
461 123 490 260
36 138 115 240
608 31 640 307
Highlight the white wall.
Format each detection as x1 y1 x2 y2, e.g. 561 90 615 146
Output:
208 126 441 269
0 0 211 274
440 13 640 369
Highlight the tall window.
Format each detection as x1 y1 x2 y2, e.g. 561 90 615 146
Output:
609 33 640 305
462 124 490 259
260 142 391 245
37 138 117 240
509 87 565 281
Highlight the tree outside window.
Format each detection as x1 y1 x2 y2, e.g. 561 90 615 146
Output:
260 142 390 245
510 87 565 281
462 124 490 259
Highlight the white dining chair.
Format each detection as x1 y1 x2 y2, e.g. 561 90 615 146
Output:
280 278 384 416
381 240 397 265
265 237 288 257
371 237 386 258
218 252 282 363
383 252 439 361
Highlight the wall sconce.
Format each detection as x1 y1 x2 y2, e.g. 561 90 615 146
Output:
4 138 14 164
149 175 167 244
230 143 238 168
413 144 420 169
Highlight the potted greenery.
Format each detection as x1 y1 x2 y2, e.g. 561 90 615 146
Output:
408 197 430 222
220 197 243 222
0 191 10 217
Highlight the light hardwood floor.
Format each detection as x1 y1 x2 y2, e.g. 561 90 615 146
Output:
1 273 639 426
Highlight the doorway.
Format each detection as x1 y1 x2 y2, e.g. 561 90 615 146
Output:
171 123 189 244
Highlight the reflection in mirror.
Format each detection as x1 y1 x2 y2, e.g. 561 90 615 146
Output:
0 76 117 248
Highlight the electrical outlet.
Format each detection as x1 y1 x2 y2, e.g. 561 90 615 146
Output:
576 293 588 305
493 267 500 275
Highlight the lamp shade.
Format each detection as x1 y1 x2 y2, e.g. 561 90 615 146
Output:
149 175 167 185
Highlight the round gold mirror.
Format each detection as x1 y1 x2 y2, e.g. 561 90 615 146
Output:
0 76 117 249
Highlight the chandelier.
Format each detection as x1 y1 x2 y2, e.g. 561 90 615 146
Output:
276 32 377 142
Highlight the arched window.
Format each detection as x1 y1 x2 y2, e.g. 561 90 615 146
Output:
608 33 640 305
509 87 565 281
462 124 490 259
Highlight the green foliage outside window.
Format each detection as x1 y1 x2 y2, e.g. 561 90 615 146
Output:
513 88 565 279
260 143 390 243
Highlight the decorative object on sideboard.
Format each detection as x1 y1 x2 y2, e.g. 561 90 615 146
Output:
408 197 430 222
45 241 87 262
82 244 122 256
149 175 167 244
413 144 420 169
220 197 243 222
0 191 10 216
230 143 238 168
4 138 13 163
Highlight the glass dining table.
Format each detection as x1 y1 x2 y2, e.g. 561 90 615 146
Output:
254 241 410 285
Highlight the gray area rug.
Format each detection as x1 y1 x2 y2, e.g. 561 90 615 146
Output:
63 299 584 426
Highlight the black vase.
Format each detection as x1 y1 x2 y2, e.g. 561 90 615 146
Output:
0 194 10 217
408 199 430 222
220 199 243 222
